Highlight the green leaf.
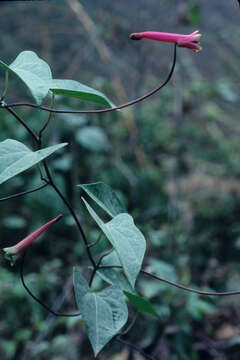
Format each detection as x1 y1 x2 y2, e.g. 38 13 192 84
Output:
73 267 128 356
0 139 67 185
73 266 90 305
80 182 125 217
98 251 136 293
97 268 136 294
0 51 52 105
124 292 161 320
101 250 122 267
76 126 109 152
82 198 146 287
49 79 115 108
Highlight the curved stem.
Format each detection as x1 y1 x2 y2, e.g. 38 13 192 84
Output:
89 248 114 287
41 158 96 269
0 183 48 202
88 232 102 248
120 311 139 336
141 270 240 296
6 44 177 115
39 94 55 141
3 102 96 270
44 163 97 269
3 104 39 142
99 265 240 297
20 251 81 317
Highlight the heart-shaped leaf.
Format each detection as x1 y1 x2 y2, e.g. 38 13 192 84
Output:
73 267 128 356
80 182 125 217
0 139 67 185
0 51 52 105
49 79 115 108
82 198 146 287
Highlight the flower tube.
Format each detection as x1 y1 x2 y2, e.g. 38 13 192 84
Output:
3 214 62 264
130 30 202 52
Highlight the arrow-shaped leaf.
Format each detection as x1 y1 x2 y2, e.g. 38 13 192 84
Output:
0 51 52 105
0 139 67 185
73 267 128 356
82 198 146 287
80 182 125 217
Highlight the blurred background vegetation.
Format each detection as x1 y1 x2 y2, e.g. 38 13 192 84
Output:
0 0 240 359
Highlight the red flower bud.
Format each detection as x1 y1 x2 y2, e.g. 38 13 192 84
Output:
3 215 62 264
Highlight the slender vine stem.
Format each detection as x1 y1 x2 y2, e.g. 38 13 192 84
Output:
20 251 81 317
89 248 114 287
42 161 97 269
3 104 39 142
5 44 177 115
120 311 139 336
39 94 55 141
87 232 102 248
0 183 48 202
3 100 97 270
3 100 97 315
99 265 240 297
3 45 177 310
141 270 240 296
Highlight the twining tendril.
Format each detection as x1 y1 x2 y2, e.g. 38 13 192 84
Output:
5 44 177 115
0 183 48 202
20 250 81 317
99 265 240 297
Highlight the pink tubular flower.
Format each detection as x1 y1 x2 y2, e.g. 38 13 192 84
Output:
3 215 62 262
130 30 202 52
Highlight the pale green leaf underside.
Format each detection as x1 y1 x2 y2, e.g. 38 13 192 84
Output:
97 268 136 294
73 266 90 304
49 79 115 108
0 139 67 185
73 268 128 356
0 51 115 107
80 182 125 217
0 51 52 105
82 198 146 287
101 250 122 267
98 251 136 293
